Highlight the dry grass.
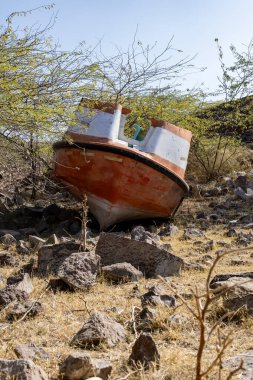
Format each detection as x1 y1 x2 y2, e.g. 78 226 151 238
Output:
0 198 253 379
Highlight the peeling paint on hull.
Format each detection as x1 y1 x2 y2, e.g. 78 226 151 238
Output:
53 143 188 229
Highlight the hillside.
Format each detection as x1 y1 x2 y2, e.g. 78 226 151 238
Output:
197 95 253 145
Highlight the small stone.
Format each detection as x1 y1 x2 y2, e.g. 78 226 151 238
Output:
16 240 31 255
159 224 179 237
234 175 248 190
167 313 189 326
216 240 231 248
0 287 29 309
236 232 253 247
199 255 213 265
139 307 156 320
183 261 206 272
60 352 112 380
226 228 237 237
183 228 206 240
0 234 16 249
7 300 44 321
196 211 206 219
7 273 33 295
234 187 248 201
131 226 161 246
14 343 49 360
128 333 160 369
230 259 250 266
102 262 143 283
209 214 219 222
210 272 253 285
20 259 35 276
45 234 60 245
71 312 126 348
29 235 46 250
141 286 176 308
203 240 214 251
47 278 73 293
0 359 48 379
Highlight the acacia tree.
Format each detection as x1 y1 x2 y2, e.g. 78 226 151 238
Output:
0 7 100 197
183 39 253 182
95 33 196 105
0 9 100 137
215 38 253 100
0 7 198 197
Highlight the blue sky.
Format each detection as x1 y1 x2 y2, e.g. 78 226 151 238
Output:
1 0 253 95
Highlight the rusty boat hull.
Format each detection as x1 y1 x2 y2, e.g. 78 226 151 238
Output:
53 140 189 230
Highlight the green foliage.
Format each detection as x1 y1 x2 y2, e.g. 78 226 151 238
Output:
215 38 253 100
2 7 253 188
0 9 99 143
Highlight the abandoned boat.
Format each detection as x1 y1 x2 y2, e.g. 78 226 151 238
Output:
53 99 192 230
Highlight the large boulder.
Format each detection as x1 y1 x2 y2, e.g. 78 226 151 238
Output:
71 312 126 348
60 352 112 380
37 242 80 275
56 251 99 290
0 359 48 380
95 233 183 278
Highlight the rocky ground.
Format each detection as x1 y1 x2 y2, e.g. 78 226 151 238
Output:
0 172 253 379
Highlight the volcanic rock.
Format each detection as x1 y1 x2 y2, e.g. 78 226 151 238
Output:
101 262 143 283
56 251 99 290
128 333 160 369
14 343 49 361
0 359 48 380
60 352 112 380
96 233 183 277
71 312 126 348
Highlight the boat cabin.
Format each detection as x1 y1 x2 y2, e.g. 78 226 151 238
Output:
67 99 192 178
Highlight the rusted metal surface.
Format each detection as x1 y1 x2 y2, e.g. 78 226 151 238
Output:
53 143 188 229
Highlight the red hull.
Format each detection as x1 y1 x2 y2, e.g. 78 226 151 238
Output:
53 142 188 229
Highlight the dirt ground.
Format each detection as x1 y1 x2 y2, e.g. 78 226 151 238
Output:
0 191 253 379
